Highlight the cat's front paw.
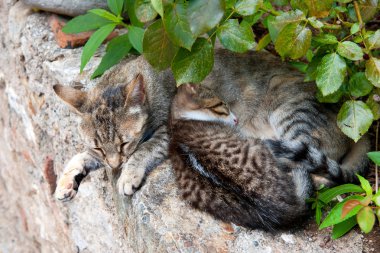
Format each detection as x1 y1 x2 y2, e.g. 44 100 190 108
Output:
55 174 79 201
117 163 145 196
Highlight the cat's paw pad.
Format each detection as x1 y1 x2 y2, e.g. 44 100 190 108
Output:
55 175 78 201
117 169 144 196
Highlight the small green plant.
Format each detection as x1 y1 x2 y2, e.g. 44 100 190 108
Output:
309 151 380 239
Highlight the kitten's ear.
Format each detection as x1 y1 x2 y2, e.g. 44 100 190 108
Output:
181 83 199 95
53 85 87 114
124 74 146 106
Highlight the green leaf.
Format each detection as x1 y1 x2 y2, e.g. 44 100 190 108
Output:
172 38 214 85
275 23 311 60
368 151 380 166
235 0 263 16
357 206 375 233
256 33 271 51
188 0 225 37
91 34 132 78
128 26 144 53
376 209 380 223
348 72 373 97
318 184 365 204
88 9 122 23
290 0 309 15
337 101 374 142
266 15 279 42
316 53 347 96
289 61 307 73
243 10 264 26
350 23 360 35
332 216 357 239
367 90 380 120
81 23 116 72
372 190 380 206
62 13 112 34
357 174 373 195
134 0 158 22
163 2 195 50
107 0 124 15
367 30 380 50
316 87 344 103
272 9 306 34
366 57 380 88
226 0 237 9
127 0 144 27
304 0 333 18
151 0 163 17
337 41 363 61
305 56 322 81
320 195 364 229
217 19 255 53
313 34 338 44
316 204 322 225
308 16 323 29
143 20 178 70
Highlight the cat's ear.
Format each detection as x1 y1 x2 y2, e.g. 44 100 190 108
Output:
124 74 146 106
53 85 87 114
181 83 199 95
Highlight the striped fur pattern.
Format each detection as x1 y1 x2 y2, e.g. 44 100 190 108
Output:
169 84 345 230
201 49 370 185
54 74 175 200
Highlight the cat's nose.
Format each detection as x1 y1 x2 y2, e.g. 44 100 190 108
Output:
107 154 121 169
234 118 239 125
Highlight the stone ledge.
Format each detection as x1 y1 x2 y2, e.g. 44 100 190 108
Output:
0 3 365 253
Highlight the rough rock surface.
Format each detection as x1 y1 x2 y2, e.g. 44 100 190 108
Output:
0 2 366 253
21 0 108 17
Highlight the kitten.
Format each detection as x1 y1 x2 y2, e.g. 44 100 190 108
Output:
169 84 342 230
201 49 370 183
54 73 175 200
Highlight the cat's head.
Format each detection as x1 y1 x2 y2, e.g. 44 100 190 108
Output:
54 74 148 169
171 83 238 126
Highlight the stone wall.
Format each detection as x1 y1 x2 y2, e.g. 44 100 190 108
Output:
0 1 366 253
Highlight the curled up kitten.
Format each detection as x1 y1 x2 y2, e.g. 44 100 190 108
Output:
169 84 343 230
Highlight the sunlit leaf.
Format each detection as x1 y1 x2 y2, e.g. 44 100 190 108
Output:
256 33 271 51
367 30 380 50
217 19 255 53
318 184 365 204
337 41 363 61
128 25 144 53
188 0 225 37
151 0 163 17
304 0 333 18
275 23 311 59
366 57 380 87
367 90 380 120
62 13 112 34
337 101 374 142
107 0 124 15
81 23 116 72
357 206 375 233
368 151 380 166
135 0 158 22
235 0 263 16
88 9 122 23
313 34 338 44
342 199 362 219
163 2 195 50
320 195 364 229
350 22 360 35
92 34 132 78
316 53 347 96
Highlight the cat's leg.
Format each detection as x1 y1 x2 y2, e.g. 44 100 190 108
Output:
55 151 103 201
117 125 169 195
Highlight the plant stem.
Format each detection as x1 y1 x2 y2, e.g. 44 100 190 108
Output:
208 10 235 42
376 121 379 193
353 1 366 34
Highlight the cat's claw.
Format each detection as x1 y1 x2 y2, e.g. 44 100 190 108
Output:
55 176 78 201
117 167 144 196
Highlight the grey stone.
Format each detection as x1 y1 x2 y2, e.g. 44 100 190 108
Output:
0 2 366 253
21 0 108 17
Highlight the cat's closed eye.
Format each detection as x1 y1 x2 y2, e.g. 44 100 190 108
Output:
120 142 129 151
93 147 105 157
